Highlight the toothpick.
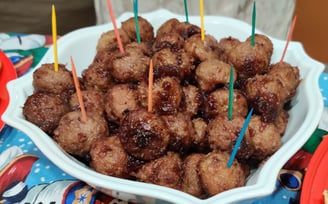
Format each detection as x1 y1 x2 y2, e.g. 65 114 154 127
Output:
199 0 205 41
70 56 88 123
280 15 297 64
148 59 153 112
106 0 125 53
52 4 59 72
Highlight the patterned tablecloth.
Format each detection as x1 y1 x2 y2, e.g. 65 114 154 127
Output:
0 33 327 204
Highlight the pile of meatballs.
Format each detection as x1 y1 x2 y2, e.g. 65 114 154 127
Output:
23 16 300 199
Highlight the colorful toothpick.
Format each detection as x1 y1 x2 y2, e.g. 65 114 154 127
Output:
250 1 256 47
133 0 141 43
106 0 125 53
199 0 205 41
228 66 234 120
184 0 189 24
280 15 297 64
148 59 154 112
70 56 88 123
51 4 59 72
227 108 254 168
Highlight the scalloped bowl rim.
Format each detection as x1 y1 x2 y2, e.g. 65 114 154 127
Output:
2 9 324 204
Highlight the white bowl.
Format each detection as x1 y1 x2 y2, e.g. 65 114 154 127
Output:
2 9 324 204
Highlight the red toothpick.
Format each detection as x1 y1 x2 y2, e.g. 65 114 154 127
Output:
70 56 88 123
280 15 297 64
148 59 154 112
106 0 125 53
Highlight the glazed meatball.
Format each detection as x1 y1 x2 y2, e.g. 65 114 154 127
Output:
268 62 300 101
153 32 185 52
274 110 289 136
182 85 203 117
133 152 182 190
121 16 154 42
198 151 245 196
217 36 241 62
181 153 206 198
248 115 281 160
96 29 131 52
203 88 248 119
23 91 70 135
156 18 180 36
152 76 183 115
118 109 170 160
245 34 273 58
162 112 196 154
104 83 139 123
156 18 200 39
192 118 208 149
227 41 271 78
243 74 288 122
184 34 220 62
111 42 151 82
152 48 195 80
82 62 113 92
53 111 109 157
33 63 75 95
207 114 254 160
70 89 105 116
90 135 130 178
195 59 236 92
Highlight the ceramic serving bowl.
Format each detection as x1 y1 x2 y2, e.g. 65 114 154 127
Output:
2 9 324 204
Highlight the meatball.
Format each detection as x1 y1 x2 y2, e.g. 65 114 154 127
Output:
268 62 300 101
82 62 113 92
207 114 254 160
243 74 288 122
153 32 185 52
162 112 196 154
90 135 130 178
33 63 75 95
152 48 195 80
195 59 235 92
118 109 170 160
248 115 281 160
156 18 200 39
23 91 70 135
198 151 245 196
152 76 183 115
217 36 241 62
104 83 139 123
156 18 180 36
111 42 151 82
191 118 208 149
245 34 273 58
182 85 203 117
133 152 182 190
227 41 271 78
274 110 289 136
181 153 206 198
203 88 248 119
70 89 105 116
121 16 154 42
184 34 220 62
96 29 131 52
53 111 109 157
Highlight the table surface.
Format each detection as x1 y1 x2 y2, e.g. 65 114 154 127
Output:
0 32 328 204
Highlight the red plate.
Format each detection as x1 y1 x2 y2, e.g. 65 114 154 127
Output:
301 135 328 204
0 50 17 130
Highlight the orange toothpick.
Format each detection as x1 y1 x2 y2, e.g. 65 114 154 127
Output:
148 59 154 112
70 56 88 123
280 15 297 64
106 0 125 53
52 4 59 72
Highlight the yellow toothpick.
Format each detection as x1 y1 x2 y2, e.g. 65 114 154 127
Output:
199 0 205 41
52 4 59 72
